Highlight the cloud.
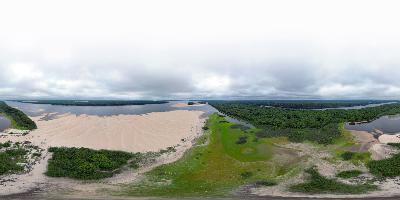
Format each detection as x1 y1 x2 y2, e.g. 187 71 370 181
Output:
1 0 400 100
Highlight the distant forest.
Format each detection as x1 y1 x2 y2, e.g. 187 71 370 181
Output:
207 100 397 109
0 101 36 130
210 101 400 144
13 100 168 106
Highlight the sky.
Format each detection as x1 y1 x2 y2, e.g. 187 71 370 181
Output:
1 0 400 100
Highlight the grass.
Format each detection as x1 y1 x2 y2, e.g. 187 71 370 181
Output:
290 168 376 194
123 113 301 197
336 170 363 179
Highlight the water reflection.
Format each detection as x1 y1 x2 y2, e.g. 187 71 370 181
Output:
345 114 400 134
0 116 11 131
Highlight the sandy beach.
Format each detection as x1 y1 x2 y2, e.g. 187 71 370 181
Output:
0 109 206 196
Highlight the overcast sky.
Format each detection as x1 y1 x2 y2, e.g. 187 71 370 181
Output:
1 0 400 100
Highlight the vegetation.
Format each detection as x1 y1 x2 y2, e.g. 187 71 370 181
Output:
387 143 400 149
367 153 400 178
46 147 137 180
0 141 41 176
123 114 300 197
15 100 168 106
0 101 36 130
210 102 400 144
336 170 363 179
208 100 396 109
290 168 376 194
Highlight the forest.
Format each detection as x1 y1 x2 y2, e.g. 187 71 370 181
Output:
207 100 396 109
0 101 37 130
14 100 168 106
210 101 400 144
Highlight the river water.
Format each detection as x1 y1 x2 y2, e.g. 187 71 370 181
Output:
0 116 11 131
345 114 400 134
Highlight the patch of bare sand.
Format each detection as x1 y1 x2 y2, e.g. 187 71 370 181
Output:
31 110 204 152
0 110 206 196
379 133 400 144
348 130 379 152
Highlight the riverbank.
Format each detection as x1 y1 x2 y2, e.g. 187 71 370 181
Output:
0 109 206 197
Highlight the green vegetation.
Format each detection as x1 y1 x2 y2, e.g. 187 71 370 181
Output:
338 151 371 164
210 102 400 144
208 100 396 109
46 147 137 180
336 170 363 179
367 153 400 178
15 100 168 106
290 168 376 194
0 101 36 130
0 141 41 176
387 143 400 149
123 113 300 197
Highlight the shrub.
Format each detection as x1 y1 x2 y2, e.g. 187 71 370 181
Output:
235 136 248 144
46 147 135 180
336 170 363 179
290 168 376 194
254 180 277 187
367 153 400 177
341 151 355 160
240 171 253 179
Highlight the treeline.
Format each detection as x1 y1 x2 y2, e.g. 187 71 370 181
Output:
208 100 396 109
0 101 36 130
15 100 168 106
210 102 400 144
46 147 137 180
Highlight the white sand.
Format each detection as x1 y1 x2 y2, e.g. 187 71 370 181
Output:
1 110 204 153
379 133 400 144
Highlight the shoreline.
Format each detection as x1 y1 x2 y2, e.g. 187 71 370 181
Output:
0 109 206 197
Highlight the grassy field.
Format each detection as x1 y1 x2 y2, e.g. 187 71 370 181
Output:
123 113 303 197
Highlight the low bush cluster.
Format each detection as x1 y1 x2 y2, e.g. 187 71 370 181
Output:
290 168 376 194
46 147 135 180
336 170 363 179
367 153 400 178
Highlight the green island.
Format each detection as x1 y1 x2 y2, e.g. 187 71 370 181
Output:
0 101 36 130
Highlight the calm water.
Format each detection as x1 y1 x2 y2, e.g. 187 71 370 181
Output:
345 115 400 134
5 101 218 118
4 101 255 128
0 116 11 131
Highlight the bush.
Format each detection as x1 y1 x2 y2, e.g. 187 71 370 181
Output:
290 168 376 194
240 171 253 179
254 180 277 187
367 153 400 178
341 151 355 160
235 136 248 144
46 147 135 180
336 170 363 179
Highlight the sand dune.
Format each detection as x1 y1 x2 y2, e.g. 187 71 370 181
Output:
1 110 205 153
